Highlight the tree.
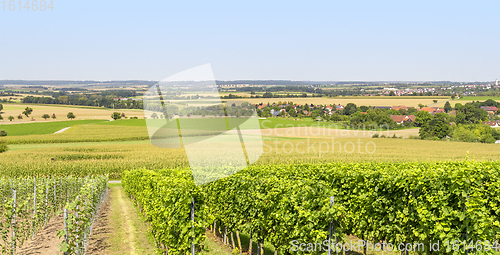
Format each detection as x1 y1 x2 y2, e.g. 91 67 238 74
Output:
443 101 452 113
418 103 425 109
433 100 438 104
415 111 433 127
311 109 321 119
0 130 6 136
52 113 56 120
121 112 126 119
0 141 7 153
8 116 14 121
343 103 357 115
419 113 451 140
0 104 3 112
17 114 23 120
112 112 122 120
451 95 456 100
42 114 51 120
454 104 487 124
151 113 158 119
67 112 76 119
22 107 33 117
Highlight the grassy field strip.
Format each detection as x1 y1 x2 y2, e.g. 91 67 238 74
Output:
0 119 109 136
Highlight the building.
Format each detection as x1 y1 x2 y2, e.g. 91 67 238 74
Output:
480 106 498 113
390 115 416 125
419 107 444 114
483 121 499 128
392 105 409 111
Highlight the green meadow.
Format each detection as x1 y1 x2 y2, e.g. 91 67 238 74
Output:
0 119 108 136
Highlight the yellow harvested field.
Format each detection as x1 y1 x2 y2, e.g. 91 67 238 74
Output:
230 127 419 138
262 127 419 138
433 100 486 108
0 104 144 124
226 97 448 107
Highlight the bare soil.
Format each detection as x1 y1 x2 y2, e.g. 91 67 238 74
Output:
17 214 64 255
16 190 112 255
86 189 113 254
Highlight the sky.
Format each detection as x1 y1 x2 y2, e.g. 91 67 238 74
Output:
1 0 499 82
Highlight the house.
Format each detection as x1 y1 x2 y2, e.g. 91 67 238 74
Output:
419 107 442 114
390 115 416 125
448 110 457 116
335 105 344 110
392 105 408 111
483 121 499 128
480 106 498 112
270 109 280 117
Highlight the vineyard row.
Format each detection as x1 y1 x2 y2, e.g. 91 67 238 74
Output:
123 161 500 255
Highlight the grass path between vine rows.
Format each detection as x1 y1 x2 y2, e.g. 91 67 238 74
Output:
92 183 233 254
87 183 156 254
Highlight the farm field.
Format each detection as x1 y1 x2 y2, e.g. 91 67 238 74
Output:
0 103 144 124
433 97 500 107
2 134 500 179
0 119 108 136
458 96 500 101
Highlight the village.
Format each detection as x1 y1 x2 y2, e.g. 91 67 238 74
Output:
255 101 500 129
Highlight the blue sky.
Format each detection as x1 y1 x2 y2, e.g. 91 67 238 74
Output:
1 0 499 81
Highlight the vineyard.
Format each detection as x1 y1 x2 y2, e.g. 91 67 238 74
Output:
123 161 500 255
0 175 108 254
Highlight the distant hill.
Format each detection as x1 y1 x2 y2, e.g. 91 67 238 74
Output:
0 80 157 87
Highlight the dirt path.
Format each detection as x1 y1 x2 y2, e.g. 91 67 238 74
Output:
53 127 71 134
87 185 156 255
